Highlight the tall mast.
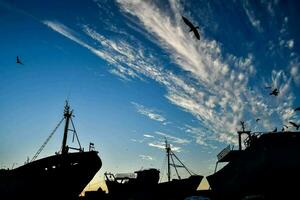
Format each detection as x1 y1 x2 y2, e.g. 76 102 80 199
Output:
237 121 251 150
165 138 171 182
61 101 72 154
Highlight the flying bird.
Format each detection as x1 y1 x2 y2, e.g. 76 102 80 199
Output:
182 16 200 40
294 107 300 111
282 125 289 132
289 121 300 130
269 88 279 96
16 56 24 65
256 118 260 122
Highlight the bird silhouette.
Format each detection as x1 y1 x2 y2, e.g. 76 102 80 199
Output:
16 56 24 65
295 107 300 111
256 118 260 122
281 125 288 132
269 88 279 96
182 16 200 40
273 127 277 132
289 121 300 130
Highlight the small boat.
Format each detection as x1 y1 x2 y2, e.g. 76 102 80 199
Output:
157 139 203 200
0 102 102 200
105 168 160 199
105 139 203 200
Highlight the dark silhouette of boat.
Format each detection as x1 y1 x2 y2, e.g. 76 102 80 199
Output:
105 139 203 200
157 139 203 200
105 168 160 199
207 122 300 200
0 102 102 200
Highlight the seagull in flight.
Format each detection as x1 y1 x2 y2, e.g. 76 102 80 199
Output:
281 125 289 132
182 16 200 40
16 56 24 65
289 121 300 130
269 88 279 96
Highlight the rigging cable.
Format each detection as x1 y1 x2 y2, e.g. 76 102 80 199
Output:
172 151 195 176
170 151 181 179
159 153 167 182
70 117 82 150
30 117 64 162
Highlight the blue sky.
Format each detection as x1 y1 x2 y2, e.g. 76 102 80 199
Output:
1 0 300 191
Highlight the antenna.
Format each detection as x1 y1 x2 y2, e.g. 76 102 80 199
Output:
237 121 251 150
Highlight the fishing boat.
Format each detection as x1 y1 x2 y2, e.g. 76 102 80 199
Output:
105 139 203 200
0 102 102 200
157 139 203 200
207 121 300 200
105 168 160 199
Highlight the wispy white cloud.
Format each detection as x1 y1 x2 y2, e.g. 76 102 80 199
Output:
185 125 217 148
148 141 181 152
132 102 166 123
287 40 294 49
155 131 190 144
242 1 263 32
130 138 144 143
139 154 154 161
43 20 143 81
289 59 300 86
148 142 165 150
42 0 297 147
116 0 296 141
43 20 117 64
143 134 155 138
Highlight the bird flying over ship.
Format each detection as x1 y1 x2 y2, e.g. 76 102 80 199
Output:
182 16 200 40
282 125 289 132
269 88 279 96
16 56 24 65
289 121 300 130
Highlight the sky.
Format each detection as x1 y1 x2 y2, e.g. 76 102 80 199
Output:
1 0 300 192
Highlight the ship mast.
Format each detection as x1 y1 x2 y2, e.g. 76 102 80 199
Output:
61 101 72 154
164 138 194 182
165 138 171 182
237 121 251 150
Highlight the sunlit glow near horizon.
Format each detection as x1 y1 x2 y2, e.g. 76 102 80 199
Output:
1 0 300 193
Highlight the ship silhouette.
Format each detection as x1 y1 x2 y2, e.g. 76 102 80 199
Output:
104 139 203 200
207 122 300 200
0 102 102 200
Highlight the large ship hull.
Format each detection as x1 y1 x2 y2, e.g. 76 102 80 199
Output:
158 175 203 200
0 151 101 200
207 131 300 199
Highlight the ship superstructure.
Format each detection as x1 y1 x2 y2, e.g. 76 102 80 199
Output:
207 122 300 199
